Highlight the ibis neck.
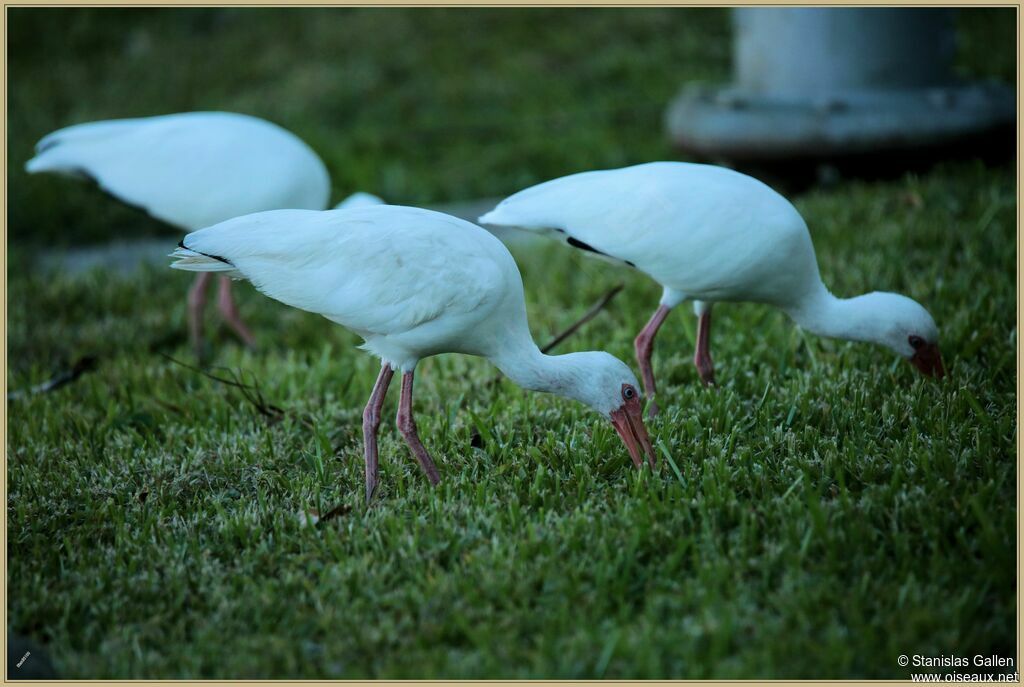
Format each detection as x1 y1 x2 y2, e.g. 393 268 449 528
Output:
491 341 562 395
489 339 591 401
784 286 884 345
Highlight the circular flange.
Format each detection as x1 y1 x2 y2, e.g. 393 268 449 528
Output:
666 82 1015 160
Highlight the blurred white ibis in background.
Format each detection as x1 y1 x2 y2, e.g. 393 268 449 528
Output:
170 205 655 501
480 161 943 416
25 111 356 356
334 191 385 209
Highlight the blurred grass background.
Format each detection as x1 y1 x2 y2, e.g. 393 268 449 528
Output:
6 7 1018 680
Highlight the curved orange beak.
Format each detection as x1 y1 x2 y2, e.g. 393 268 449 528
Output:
609 397 656 469
910 343 945 379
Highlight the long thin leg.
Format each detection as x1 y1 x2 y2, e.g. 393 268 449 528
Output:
363 363 395 504
395 371 441 486
694 306 715 386
217 276 257 349
187 272 213 359
634 304 672 418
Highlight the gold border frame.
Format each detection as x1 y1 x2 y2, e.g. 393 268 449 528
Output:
1 3 1019 684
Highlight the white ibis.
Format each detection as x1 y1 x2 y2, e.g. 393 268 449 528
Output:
480 162 943 416
26 111 332 355
334 191 385 209
170 205 655 500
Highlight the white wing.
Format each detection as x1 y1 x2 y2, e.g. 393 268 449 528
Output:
176 205 517 342
26 111 331 230
479 161 819 303
480 163 790 257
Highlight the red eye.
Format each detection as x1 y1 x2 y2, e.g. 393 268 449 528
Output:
909 336 926 350
622 385 636 400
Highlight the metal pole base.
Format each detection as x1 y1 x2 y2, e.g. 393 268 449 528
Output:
666 81 1014 161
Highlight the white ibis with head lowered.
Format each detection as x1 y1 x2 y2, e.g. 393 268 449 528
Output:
480 162 943 416
170 205 655 501
26 111 335 355
334 191 385 209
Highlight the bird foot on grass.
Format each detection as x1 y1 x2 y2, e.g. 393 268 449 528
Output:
696 361 716 388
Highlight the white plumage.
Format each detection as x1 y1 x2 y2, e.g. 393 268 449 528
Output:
171 205 655 500
26 111 332 354
333 191 385 210
26 111 331 228
481 162 943 414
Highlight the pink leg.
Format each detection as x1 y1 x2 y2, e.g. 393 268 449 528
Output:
187 273 213 358
217 276 257 349
363 363 395 503
395 371 441 486
694 308 716 386
633 304 672 418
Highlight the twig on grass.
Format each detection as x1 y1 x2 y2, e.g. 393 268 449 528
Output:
315 502 352 526
299 502 353 528
540 283 624 354
160 353 314 428
7 355 99 401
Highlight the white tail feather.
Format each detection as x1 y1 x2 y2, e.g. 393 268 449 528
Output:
24 151 91 179
169 246 242 277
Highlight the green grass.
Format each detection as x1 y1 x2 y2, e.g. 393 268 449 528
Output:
7 7 1018 680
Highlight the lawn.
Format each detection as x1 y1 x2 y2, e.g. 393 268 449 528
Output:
6 7 1018 679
